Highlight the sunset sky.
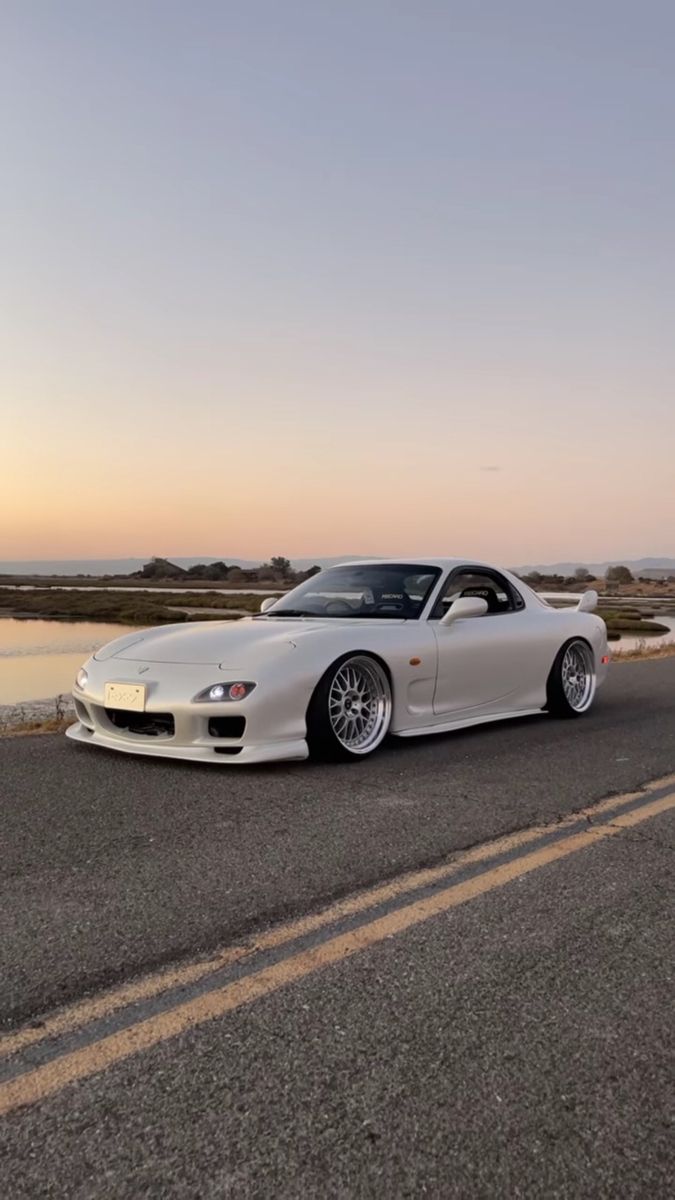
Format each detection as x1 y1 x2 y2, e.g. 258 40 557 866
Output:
2 1 674 566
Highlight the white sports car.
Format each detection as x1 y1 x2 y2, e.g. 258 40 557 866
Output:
67 559 610 765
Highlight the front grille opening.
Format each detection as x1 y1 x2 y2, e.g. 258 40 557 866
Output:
214 746 243 755
105 709 175 737
74 698 94 730
208 716 246 739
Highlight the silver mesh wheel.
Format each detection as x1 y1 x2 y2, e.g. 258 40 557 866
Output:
561 641 595 712
328 656 392 754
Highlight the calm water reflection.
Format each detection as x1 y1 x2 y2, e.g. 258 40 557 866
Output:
0 618 137 705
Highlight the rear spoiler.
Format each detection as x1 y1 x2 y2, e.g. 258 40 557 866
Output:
576 589 598 613
538 590 598 613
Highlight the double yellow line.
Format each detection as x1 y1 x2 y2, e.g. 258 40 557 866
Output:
1 776 674 1117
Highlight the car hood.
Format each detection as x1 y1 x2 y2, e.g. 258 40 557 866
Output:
96 617 396 667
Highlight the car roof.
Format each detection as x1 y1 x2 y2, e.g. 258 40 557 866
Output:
331 558 504 572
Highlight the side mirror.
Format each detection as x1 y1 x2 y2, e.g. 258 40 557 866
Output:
576 590 598 613
440 596 488 626
260 596 278 613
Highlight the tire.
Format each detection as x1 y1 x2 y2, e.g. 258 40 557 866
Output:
306 653 392 761
546 638 596 718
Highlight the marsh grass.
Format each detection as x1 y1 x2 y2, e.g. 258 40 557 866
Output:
0 587 261 625
597 609 670 638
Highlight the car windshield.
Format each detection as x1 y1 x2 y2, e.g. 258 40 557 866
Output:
264 564 441 619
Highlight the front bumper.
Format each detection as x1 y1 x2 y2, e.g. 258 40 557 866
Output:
68 659 310 765
65 721 308 764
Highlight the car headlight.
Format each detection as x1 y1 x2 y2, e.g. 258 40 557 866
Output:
76 668 88 690
193 682 256 702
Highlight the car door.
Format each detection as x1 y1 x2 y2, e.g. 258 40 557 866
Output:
430 568 533 716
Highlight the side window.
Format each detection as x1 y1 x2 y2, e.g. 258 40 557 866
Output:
431 570 524 619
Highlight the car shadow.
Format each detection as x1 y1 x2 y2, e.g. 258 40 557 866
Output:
64 709 557 782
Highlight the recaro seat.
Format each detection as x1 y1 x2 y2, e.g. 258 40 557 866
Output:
460 586 501 614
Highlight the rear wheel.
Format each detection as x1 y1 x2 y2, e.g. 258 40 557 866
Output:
547 639 596 718
306 653 392 761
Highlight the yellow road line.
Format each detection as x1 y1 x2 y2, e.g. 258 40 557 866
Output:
1 788 672 1117
2 773 673 1061
0 948 249 1060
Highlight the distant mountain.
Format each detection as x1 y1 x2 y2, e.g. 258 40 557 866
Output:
3 553 674 579
0 555 368 577
516 557 675 576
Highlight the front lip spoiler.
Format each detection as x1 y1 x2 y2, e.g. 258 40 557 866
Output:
65 722 308 765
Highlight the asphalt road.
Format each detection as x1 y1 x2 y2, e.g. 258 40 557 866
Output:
1 658 674 1195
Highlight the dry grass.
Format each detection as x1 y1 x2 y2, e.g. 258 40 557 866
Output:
611 640 675 662
1 716 74 737
0 694 74 737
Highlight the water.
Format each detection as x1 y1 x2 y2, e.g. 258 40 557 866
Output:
613 615 675 653
0 618 137 705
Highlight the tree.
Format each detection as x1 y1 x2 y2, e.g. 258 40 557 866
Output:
606 565 634 584
575 567 593 582
524 570 542 586
138 557 186 579
186 561 229 579
270 556 291 576
206 561 230 580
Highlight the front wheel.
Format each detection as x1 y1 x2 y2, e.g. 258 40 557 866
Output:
547 639 596 718
306 653 392 761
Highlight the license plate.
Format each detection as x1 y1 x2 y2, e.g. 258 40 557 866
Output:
104 682 146 711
